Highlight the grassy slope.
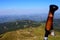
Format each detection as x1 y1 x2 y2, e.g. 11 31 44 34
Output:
0 23 60 40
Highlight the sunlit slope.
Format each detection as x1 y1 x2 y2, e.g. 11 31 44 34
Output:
0 23 60 40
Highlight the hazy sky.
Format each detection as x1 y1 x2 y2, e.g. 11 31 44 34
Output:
0 0 60 15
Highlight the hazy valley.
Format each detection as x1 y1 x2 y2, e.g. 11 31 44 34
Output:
0 13 60 40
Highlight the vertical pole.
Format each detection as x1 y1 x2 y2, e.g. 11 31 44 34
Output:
44 5 58 40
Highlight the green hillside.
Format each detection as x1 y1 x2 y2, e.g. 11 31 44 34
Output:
0 20 40 34
0 23 60 40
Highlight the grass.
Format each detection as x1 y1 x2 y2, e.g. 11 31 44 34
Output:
0 23 60 40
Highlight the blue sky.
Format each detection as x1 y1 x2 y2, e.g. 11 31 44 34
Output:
0 0 60 15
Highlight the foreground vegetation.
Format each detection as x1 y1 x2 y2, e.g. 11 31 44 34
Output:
0 23 60 40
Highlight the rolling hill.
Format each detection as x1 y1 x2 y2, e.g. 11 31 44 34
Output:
0 22 60 40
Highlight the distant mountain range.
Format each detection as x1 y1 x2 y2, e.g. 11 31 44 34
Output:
0 14 60 34
0 13 60 23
